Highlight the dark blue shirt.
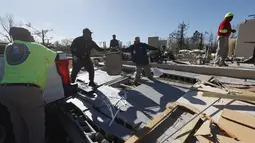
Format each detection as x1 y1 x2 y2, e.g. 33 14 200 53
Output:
123 43 157 66
70 36 104 58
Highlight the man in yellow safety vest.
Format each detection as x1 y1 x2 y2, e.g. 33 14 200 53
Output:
0 27 56 143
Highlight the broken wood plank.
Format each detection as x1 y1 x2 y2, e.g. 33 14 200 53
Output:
173 116 200 143
194 120 211 136
196 135 239 143
221 109 255 129
201 113 239 140
219 109 255 143
125 104 178 143
200 90 255 101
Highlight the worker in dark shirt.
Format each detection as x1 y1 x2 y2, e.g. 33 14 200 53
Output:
109 34 119 51
122 37 157 85
214 12 236 66
70 28 104 87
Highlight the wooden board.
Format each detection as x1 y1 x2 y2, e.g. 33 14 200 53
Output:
219 109 255 142
172 116 200 143
125 104 178 143
221 109 255 129
125 103 200 143
196 135 239 143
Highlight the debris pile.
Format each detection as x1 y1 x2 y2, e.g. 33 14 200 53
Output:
124 76 255 143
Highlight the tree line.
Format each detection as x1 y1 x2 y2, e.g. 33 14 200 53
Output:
0 14 239 55
168 21 238 54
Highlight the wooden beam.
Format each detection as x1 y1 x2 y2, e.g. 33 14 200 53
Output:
125 104 178 143
125 103 201 143
199 89 255 101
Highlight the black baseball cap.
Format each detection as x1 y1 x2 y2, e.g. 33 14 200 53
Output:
9 27 31 37
83 28 92 34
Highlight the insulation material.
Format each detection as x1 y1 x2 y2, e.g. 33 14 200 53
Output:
105 52 122 75
219 109 255 143
235 19 255 58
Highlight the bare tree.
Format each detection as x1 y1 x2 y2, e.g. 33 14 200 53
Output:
61 38 72 47
26 22 53 46
61 38 72 52
0 14 22 42
199 31 208 49
169 21 189 53
208 32 214 47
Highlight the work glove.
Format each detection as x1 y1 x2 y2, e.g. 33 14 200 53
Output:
231 29 236 33
218 36 222 41
73 56 78 62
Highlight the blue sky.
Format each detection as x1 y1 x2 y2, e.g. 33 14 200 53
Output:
0 0 254 46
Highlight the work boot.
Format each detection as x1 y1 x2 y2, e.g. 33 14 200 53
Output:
132 80 140 86
148 76 154 81
215 62 223 67
222 62 229 67
88 81 97 87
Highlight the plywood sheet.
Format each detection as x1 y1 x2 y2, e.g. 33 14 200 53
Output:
221 109 255 129
219 109 255 142
196 135 239 143
176 84 255 123
194 120 211 136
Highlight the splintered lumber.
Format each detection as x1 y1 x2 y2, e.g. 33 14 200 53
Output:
159 98 222 143
201 113 238 140
124 104 178 143
200 89 255 101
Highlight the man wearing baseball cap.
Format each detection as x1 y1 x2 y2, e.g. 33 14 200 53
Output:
122 36 158 85
0 27 56 143
109 34 119 51
214 12 236 66
70 28 105 87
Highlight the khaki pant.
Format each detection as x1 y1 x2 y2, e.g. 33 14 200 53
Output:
0 85 45 143
214 36 229 64
134 65 153 83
